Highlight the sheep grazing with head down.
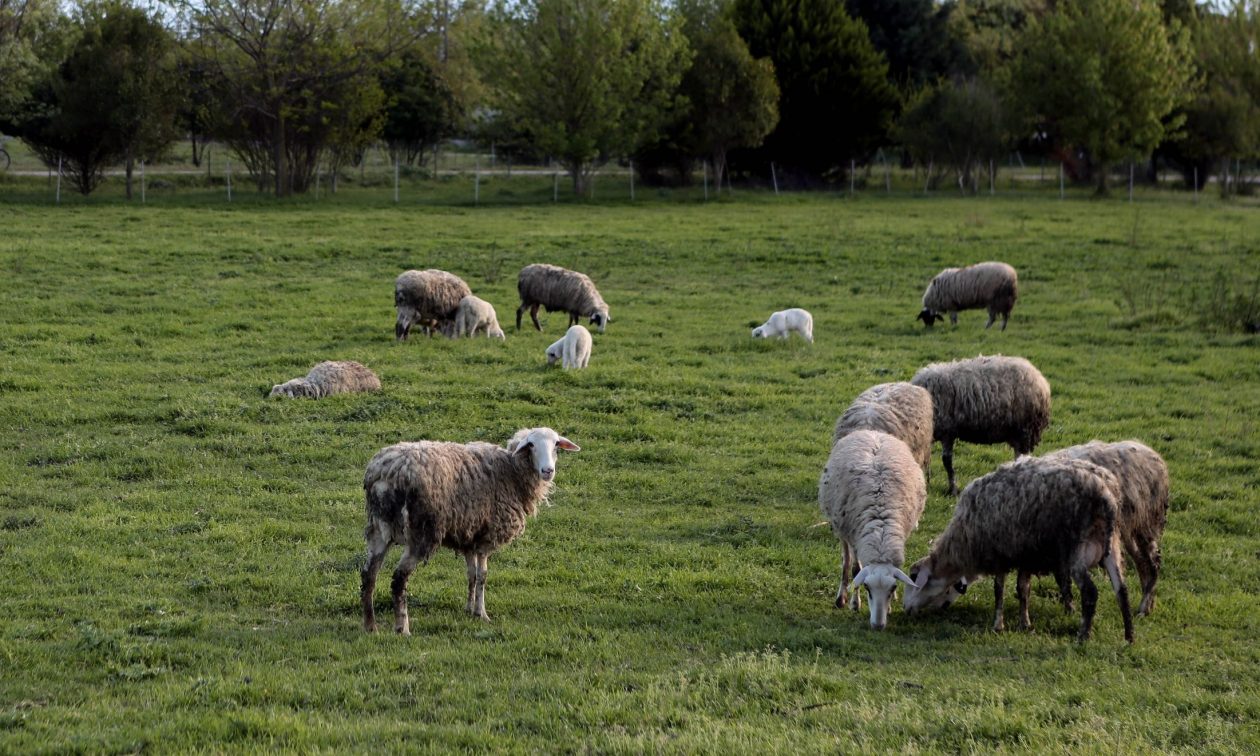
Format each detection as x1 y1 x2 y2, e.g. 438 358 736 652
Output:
910 354 1051 495
516 263 610 333
454 295 506 340
917 261 1018 330
832 382 933 478
820 430 926 630
394 269 472 340
902 455 1134 643
360 428 581 634
751 308 813 342
269 360 381 398
545 325 592 369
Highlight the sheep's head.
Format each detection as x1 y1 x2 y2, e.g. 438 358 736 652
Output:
545 338 564 365
751 325 767 339
489 324 506 340
269 379 309 398
901 556 970 613
917 308 944 327
590 310 609 333
850 564 917 630
508 428 580 481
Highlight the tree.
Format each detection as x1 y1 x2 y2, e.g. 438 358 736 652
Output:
480 0 690 196
731 0 898 180
381 46 460 167
895 76 1008 192
945 0 1047 81
0 0 73 129
845 0 962 85
1011 0 1196 194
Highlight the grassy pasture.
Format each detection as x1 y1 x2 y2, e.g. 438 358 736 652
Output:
1 187 1258 752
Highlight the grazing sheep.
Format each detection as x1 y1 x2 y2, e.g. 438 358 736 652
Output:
516 263 610 333
454 295 506 340
395 269 472 341
819 430 926 630
751 308 814 342
360 428 581 633
269 361 381 399
1043 440 1169 616
903 456 1134 643
917 261 1018 330
545 325 593 369
910 355 1051 495
832 382 934 478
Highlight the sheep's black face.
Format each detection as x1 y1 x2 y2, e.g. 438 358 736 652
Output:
917 309 943 327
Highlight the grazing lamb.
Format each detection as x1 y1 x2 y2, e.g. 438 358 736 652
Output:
394 269 472 340
819 430 926 630
917 261 1018 330
545 325 592 369
832 382 934 478
516 263 610 333
269 361 381 398
360 428 581 633
1043 440 1169 616
454 295 506 340
903 455 1134 643
751 308 814 342
910 354 1051 495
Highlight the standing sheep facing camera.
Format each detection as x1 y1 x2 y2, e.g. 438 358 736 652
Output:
516 263 610 332
361 428 581 634
911 355 1051 495
832 382 934 478
917 261 1018 330
454 295 506 339
395 269 472 340
269 361 381 398
819 430 926 630
751 308 813 342
545 325 592 369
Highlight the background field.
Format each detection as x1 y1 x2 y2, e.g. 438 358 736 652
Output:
1 188 1258 752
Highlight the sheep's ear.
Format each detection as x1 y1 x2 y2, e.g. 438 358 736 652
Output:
849 566 869 591
556 437 580 452
954 578 969 595
893 568 917 588
913 566 931 590
514 441 533 456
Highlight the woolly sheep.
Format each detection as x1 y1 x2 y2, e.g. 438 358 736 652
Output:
1043 440 1169 616
751 308 813 342
545 325 592 369
269 361 381 399
360 428 581 633
516 263 610 333
831 382 933 478
910 354 1051 495
903 455 1134 643
819 430 926 630
917 261 1018 330
395 269 472 341
454 295 506 340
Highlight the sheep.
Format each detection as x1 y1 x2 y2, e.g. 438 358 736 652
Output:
910 354 1051 495
831 382 934 478
394 269 472 341
902 455 1134 643
516 263 610 333
454 295 506 340
751 308 813 342
917 261 1018 330
1042 440 1169 616
360 427 581 634
269 361 381 398
819 430 926 630
545 325 593 369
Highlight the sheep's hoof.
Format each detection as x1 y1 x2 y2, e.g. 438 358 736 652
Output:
364 622 377 633
394 622 410 636
992 622 1005 634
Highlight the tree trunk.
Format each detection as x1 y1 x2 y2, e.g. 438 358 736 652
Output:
569 163 586 196
1094 163 1110 196
712 149 726 196
125 150 134 201
273 111 287 198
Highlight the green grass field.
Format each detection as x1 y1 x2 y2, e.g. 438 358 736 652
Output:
1 184 1258 752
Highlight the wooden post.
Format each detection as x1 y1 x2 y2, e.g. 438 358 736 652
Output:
56 156 62 204
771 162 779 196
141 160 146 204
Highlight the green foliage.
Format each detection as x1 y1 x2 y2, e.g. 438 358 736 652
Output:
381 47 461 167
732 0 899 179
946 0 1047 81
895 76 1008 192
845 0 963 85
0 0 68 126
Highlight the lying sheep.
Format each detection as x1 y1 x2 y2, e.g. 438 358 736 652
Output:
917 261 1018 330
903 455 1134 643
819 430 926 630
1043 440 1169 616
516 263 610 333
454 295 506 340
910 355 1051 494
395 269 472 340
545 325 592 369
269 361 381 398
361 428 581 633
832 382 933 478
751 308 813 342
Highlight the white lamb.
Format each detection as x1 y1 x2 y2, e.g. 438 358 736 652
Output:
545 325 592 369
454 295 506 340
751 308 813 342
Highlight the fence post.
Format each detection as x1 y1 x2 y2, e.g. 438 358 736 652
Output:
989 159 994 196
885 157 891 194
1193 166 1198 204
56 156 62 204
1129 163 1134 203
473 156 479 205
703 162 708 201
1059 162 1064 200
315 164 320 199
771 161 779 196
141 160 146 204
226 158 232 202
630 160 635 201
850 159 855 197
924 160 933 194
395 158 400 204
553 169 558 202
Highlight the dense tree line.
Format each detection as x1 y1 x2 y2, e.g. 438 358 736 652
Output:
0 0 1256 197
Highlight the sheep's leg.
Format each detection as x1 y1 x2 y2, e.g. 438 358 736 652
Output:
1072 567 1099 643
390 547 422 636
942 438 958 495
1016 571 1033 631
1130 536 1161 616
360 523 393 633
848 555 863 612
1055 568 1075 613
949 311 958 325
463 552 479 616
1000 311 1009 331
473 553 490 621
529 304 542 331
1102 549 1135 644
836 542 852 609
515 303 526 330
992 572 1006 632
985 310 996 329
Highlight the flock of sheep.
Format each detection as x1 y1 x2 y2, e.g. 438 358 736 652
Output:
269 258 1168 644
